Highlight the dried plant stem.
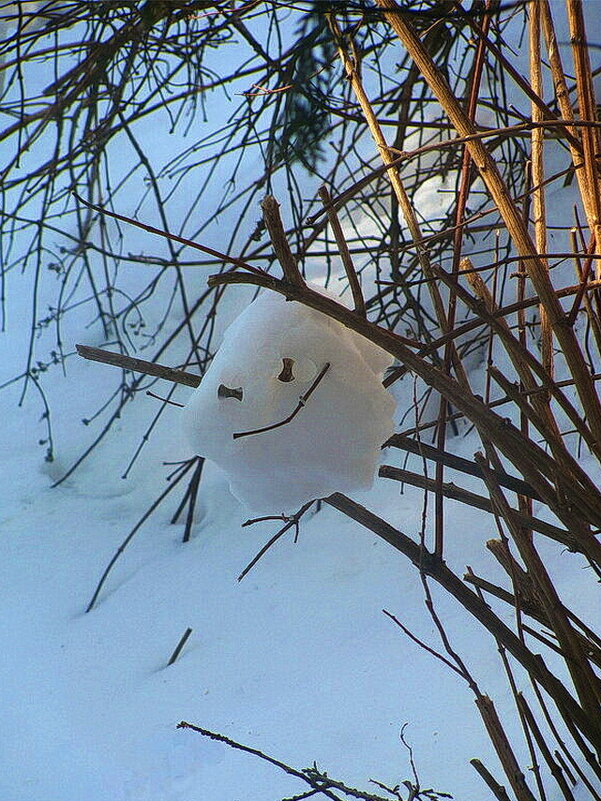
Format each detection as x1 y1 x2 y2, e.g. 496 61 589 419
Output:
167 627 193 667
529 2 553 380
474 453 601 717
85 459 196 612
475 694 538 801
72 192 266 276
327 12 468 385
458 259 563 445
571 232 601 359
540 1 591 233
566 0 601 272
517 693 577 801
384 433 540 500
443 262 595 458
470 759 512 801
325 492 600 750
378 465 571 546
177 722 343 801
385 278 601 389
374 0 601 442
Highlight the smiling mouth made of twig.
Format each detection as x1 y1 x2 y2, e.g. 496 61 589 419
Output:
232 362 331 441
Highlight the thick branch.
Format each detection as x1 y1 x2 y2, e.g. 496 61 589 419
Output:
318 185 366 316
378 465 573 547
384 433 541 500
325 493 601 751
260 195 304 286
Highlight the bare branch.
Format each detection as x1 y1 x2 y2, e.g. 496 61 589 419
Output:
76 344 200 388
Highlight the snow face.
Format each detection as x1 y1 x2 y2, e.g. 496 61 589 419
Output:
183 287 396 514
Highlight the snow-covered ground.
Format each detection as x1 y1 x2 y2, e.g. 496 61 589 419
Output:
0 364 536 801
1 3 599 800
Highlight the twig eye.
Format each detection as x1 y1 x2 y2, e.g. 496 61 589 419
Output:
277 357 295 382
218 384 243 401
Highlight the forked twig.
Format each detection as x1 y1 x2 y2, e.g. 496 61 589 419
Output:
237 501 314 582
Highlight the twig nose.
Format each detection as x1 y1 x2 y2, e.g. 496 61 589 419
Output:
218 384 243 401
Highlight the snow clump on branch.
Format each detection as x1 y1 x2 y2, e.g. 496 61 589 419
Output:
183 287 396 514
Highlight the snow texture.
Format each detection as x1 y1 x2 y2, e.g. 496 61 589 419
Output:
183 287 395 514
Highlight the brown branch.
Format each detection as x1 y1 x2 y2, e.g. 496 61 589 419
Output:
475 453 601 717
378 465 573 547
318 185 366 316
475 694 538 801
374 0 601 442
260 195 304 286
566 0 601 272
470 759 512 801
327 11 468 386
517 693 579 801
530 1 554 381
384 433 541 500
76 344 200 387
324 493 599 749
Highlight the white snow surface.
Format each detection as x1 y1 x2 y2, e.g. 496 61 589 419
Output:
183 287 395 514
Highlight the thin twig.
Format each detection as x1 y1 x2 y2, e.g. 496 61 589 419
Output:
177 722 345 801
72 192 267 276
237 501 314 582
85 459 196 612
382 609 466 680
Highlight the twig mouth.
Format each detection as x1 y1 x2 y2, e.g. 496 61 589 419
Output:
233 362 331 440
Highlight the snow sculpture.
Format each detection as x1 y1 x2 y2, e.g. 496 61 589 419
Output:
183 287 396 514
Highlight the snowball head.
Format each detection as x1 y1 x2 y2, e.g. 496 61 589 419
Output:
182 287 396 514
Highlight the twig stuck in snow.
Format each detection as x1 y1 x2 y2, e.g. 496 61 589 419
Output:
167 627 193 667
